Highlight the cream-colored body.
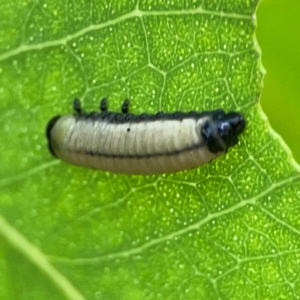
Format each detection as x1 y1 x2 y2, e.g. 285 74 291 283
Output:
49 115 223 174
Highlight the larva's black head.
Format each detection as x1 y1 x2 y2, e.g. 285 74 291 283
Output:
217 112 246 148
46 115 61 157
201 110 246 153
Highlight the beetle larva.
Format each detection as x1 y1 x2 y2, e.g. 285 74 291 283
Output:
46 99 246 175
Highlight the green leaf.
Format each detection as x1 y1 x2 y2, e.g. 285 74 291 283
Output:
1 1 299 300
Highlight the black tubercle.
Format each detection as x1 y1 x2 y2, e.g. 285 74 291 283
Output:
46 115 61 157
72 98 216 123
121 99 130 114
201 110 246 153
73 98 82 114
100 98 108 112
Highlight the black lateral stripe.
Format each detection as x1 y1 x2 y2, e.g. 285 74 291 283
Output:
74 110 223 124
77 141 206 160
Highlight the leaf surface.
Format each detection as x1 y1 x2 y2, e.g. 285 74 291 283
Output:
1 1 300 299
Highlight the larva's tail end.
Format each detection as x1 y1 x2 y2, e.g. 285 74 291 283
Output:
46 115 61 157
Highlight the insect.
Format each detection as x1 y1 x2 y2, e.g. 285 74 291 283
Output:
46 98 246 175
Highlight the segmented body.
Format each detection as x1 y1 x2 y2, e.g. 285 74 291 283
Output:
46 99 246 175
